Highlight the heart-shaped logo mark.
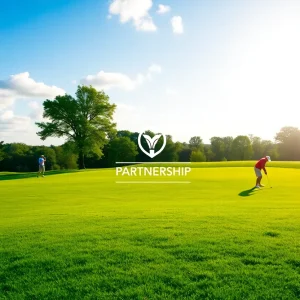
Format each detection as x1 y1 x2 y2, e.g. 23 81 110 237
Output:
138 132 167 158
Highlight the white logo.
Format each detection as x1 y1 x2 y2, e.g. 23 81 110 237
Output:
138 132 167 158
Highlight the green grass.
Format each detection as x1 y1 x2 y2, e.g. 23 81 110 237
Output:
0 162 300 299
131 160 300 169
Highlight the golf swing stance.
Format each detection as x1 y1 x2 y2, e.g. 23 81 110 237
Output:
254 156 271 188
37 155 46 177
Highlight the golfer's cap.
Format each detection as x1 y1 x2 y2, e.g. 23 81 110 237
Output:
266 156 271 161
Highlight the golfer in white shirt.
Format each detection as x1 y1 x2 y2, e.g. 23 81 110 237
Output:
37 155 46 177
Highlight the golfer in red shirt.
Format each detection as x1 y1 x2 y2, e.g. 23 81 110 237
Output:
254 156 271 188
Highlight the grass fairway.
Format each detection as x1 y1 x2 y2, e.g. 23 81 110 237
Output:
0 162 300 299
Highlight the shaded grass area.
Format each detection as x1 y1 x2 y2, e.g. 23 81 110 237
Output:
238 187 257 197
0 169 79 181
0 167 300 299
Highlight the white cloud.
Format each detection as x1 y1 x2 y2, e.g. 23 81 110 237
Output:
0 89 15 111
0 110 31 133
81 71 143 91
148 64 162 73
0 72 65 111
109 0 157 32
0 72 65 98
28 101 44 121
0 109 64 145
135 16 157 31
81 64 162 91
146 64 162 80
166 88 178 96
0 110 14 120
171 16 184 34
157 4 170 15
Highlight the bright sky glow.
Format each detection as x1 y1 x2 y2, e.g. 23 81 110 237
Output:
0 0 300 145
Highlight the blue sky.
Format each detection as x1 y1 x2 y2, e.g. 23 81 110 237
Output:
1 0 300 145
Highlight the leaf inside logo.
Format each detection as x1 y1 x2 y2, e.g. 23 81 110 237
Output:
143 134 162 150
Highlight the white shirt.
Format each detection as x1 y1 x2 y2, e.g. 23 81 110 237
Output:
39 158 45 166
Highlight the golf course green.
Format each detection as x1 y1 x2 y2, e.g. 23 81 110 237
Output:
1 162 299 299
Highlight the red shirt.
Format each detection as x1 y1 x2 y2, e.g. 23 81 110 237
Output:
255 157 268 171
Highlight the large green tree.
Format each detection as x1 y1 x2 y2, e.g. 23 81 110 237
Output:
222 136 233 160
231 135 253 160
249 135 279 160
210 137 225 161
52 143 79 170
275 126 300 160
204 145 215 162
154 135 179 162
190 150 206 162
0 141 4 161
249 135 264 159
36 85 116 169
107 137 138 165
178 148 192 162
189 136 204 152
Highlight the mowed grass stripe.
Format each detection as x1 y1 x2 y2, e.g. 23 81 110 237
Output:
0 165 299 299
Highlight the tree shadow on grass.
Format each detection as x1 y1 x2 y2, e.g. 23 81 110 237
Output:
238 187 257 197
0 170 79 181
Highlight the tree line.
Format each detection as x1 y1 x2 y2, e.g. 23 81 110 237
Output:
0 85 300 172
1 126 300 172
